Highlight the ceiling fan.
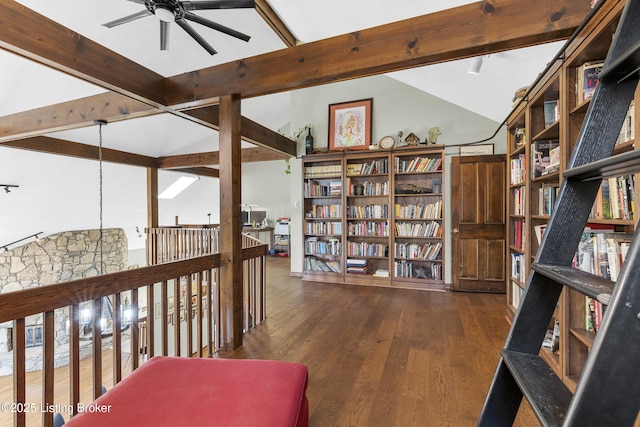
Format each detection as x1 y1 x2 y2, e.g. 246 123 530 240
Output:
103 0 255 55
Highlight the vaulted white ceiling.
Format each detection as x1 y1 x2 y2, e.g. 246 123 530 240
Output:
0 0 566 156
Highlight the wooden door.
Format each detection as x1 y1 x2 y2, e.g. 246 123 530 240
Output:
451 155 506 292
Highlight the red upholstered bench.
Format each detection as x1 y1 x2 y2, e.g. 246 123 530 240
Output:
65 356 309 427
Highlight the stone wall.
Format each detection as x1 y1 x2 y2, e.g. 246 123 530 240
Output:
0 229 128 374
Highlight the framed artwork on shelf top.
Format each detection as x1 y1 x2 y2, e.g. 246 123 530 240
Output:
328 98 372 151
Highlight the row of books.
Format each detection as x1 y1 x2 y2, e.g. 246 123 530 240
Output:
616 100 635 145
589 175 635 221
347 221 389 237
347 242 388 258
304 179 342 197
395 221 442 238
537 185 559 216
395 201 442 219
394 156 442 173
394 261 442 280
512 186 526 216
510 154 526 185
304 164 341 178
305 221 342 235
395 242 442 260
304 256 341 273
543 100 560 127
347 180 389 196
585 296 605 333
512 219 526 250
573 229 632 282
308 204 341 219
346 258 367 274
542 319 560 354
511 282 524 310
532 140 559 178
347 158 389 176
304 238 341 255
576 61 603 105
347 204 389 219
510 253 526 284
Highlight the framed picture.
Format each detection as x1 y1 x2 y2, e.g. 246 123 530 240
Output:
329 98 372 151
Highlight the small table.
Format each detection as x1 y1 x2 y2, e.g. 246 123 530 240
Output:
242 226 274 249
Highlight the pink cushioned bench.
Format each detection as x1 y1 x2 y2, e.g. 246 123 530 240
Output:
65 356 309 427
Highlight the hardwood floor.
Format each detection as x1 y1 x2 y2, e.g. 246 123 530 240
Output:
0 256 538 426
221 257 538 426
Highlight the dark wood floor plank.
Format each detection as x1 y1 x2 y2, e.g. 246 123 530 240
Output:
220 257 539 427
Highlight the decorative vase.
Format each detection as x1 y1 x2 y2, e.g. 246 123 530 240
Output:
305 127 314 155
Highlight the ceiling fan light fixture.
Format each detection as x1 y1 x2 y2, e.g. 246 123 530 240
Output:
154 5 176 23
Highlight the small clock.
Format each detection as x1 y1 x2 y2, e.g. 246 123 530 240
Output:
379 135 395 149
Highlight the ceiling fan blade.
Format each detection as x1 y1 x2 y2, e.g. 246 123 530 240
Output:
184 12 250 42
102 9 152 28
182 1 255 11
160 21 170 51
125 0 146 4
176 19 217 55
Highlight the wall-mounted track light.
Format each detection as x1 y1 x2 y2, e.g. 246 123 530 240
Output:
1 184 19 193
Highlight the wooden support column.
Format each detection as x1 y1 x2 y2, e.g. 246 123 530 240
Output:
218 94 243 350
147 167 159 265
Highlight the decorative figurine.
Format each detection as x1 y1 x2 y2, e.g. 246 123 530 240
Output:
404 132 420 146
428 127 441 144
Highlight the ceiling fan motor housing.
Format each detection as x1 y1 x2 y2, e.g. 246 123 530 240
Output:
146 0 186 21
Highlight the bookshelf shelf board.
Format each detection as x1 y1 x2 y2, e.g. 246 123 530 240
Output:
613 139 635 154
395 171 442 176
347 195 389 198
395 257 442 262
509 246 525 254
570 99 591 115
394 217 442 221
532 121 560 141
532 172 560 182
305 174 342 179
586 218 635 226
510 215 526 220
347 235 389 238
539 347 561 373
510 183 526 189
531 214 551 220
569 327 595 349
394 193 442 198
510 277 525 289
304 195 342 200
511 145 526 157
304 233 342 237
347 173 388 178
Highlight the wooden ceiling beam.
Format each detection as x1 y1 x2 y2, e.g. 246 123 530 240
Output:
0 1 168 108
165 0 592 105
255 0 297 47
0 92 155 143
158 146 288 168
1 136 158 168
0 94 296 156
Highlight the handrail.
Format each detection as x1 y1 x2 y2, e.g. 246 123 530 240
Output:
0 230 267 427
0 231 42 251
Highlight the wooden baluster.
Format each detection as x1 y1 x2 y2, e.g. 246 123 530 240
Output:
13 318 26 427
42 310 54 427
112 294 122 384
161 281 168 356
69 304 80 416
173 278 181 356
92 298 102 400
130 288 139 371
186 275 193 357
196 271 203 357
146 283 155 359
206 269 213 357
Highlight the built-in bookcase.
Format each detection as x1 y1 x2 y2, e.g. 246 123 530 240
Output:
302 145 445 291
504 0 638 394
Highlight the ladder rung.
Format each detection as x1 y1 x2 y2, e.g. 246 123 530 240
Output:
531 263 614 304
563 149 640 181
501 350 573 427
598 40 640 83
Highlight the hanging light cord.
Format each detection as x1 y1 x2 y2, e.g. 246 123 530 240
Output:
98 122 104 275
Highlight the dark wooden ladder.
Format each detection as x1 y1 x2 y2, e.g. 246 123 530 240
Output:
478 0 640 425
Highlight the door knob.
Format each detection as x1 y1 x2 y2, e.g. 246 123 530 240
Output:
452 228 459 233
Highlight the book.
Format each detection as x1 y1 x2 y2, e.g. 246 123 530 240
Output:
532 140 560 178
577 61 604 104
543 100 559 127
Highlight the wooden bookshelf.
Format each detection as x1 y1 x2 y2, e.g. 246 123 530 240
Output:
504 0 638 393
302 145 445 291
